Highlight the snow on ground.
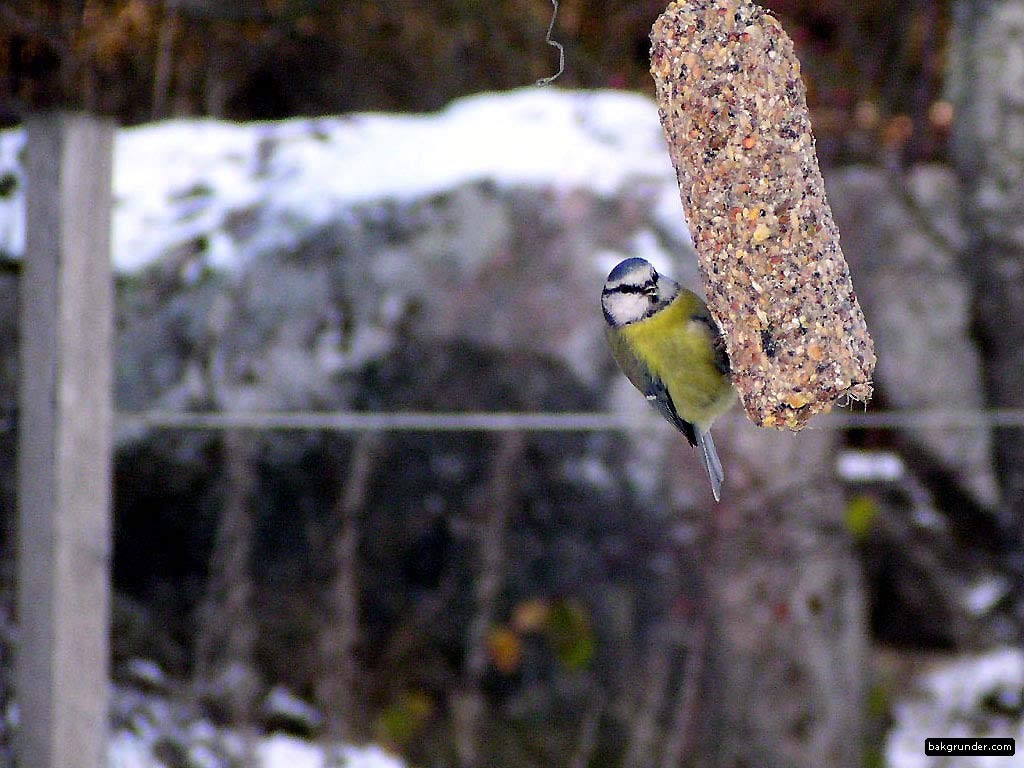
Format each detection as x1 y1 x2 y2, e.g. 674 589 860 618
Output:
259 737 404 768
103 676 406 768
108 731 405 768
0 88 687 275
886 647 1024 768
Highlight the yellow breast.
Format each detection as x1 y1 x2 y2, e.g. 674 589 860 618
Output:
621 293 734 428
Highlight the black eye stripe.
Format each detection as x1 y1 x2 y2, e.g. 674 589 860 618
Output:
605 279 656 295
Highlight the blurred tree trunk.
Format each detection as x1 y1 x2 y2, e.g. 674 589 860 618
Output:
622 621 684 768
453 432 524 768
949 0 1024 619
193 429 259 728
152 0 180 120
316 434 379 739
683 424 867 768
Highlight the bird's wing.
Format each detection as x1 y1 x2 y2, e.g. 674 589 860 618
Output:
645 376 699 447
692 304 731 376
605 326 698 447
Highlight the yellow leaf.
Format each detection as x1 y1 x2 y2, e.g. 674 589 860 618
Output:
845 494 878 540
512 598 550 633
487 626 522 675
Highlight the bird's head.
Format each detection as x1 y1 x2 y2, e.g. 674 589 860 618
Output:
601 257 681 327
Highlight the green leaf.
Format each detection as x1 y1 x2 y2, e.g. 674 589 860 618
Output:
545 600 594 671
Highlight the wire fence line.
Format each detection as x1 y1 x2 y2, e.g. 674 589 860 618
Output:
109 408 1024 433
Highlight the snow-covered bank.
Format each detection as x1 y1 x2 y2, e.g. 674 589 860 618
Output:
886 648 1024 768
109 731 404 768
0 88 687 274
106 677 406 768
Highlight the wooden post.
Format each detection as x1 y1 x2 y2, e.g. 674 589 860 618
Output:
17 113 114 768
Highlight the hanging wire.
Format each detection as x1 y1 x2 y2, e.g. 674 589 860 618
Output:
111 408 1024 433
536 0 565 86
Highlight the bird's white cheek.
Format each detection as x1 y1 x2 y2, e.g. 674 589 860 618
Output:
622 294 650 321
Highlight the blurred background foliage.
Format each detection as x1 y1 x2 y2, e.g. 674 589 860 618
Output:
2 0 951 164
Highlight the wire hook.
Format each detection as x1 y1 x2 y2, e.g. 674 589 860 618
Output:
536 0 565 86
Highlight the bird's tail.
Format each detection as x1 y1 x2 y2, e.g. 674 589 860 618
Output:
696 428 724 502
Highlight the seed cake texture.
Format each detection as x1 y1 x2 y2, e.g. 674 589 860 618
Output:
650 0 875 429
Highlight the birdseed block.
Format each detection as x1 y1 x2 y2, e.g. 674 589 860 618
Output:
650 0 875 429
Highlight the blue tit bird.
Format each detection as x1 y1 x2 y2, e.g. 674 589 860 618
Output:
601 257 734 501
